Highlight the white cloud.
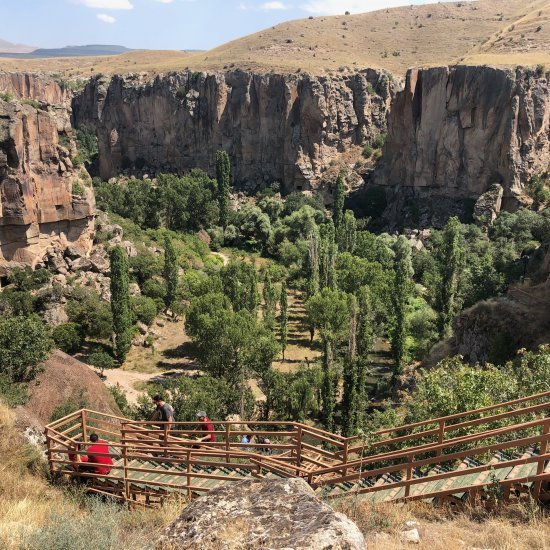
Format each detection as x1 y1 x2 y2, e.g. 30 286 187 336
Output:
154 0 175 3
74 0 133 9
240 1 290 10
302 0 433 15
97 13 117 22
261 1 289 9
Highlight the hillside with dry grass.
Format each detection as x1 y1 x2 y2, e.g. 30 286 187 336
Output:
0 0 548 78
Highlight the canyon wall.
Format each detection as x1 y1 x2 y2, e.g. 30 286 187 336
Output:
0 74 95 275
72 69 393 192
376 65 550 227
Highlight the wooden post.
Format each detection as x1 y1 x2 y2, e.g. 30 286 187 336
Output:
225 423 231 464
296 425 302 475
405 453 414 498
533 420 549 500
163 424 169 457
81 410 88 442
341 439 349 477
186 450 192 502
436 420 445 457
121 424 130 504
45 429 55 477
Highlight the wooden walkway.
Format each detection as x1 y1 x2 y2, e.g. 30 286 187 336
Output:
44 391 550 507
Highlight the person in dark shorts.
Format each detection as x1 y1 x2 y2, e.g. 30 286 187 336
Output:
152 395 175 428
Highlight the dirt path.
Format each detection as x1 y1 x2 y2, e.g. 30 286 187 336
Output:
213 251 230 266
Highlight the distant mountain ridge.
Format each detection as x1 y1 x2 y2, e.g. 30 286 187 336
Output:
0 43 132 58
0 38 35 54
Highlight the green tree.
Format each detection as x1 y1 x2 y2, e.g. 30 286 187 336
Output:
185 294 278 416
306 288 350 430
262 273 277 329
110 246 132 362
342 295 360 436
66 287 113 340
0 315 53 383
88 351 116 377
319 220 338 290
437 216 464 336
337 210 357 253
305 231 320 298
221 260 259 312
391 236 413 373
333 173 346 229
216 150 232 228
163 235 179 312
279 280 289 360
52 323 83 354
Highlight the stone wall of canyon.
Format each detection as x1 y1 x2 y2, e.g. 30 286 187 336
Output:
0 74 95 275
376 65 550 227
72 69 393 192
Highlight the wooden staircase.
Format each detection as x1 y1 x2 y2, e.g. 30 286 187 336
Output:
44 391 550 508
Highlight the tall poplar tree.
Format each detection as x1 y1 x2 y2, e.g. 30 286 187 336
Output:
262 273 277 330
306 231 320 299
279 280 288 361
164 235 178 313
342 295 359 436
333 173 346 230
319 220 337 290
437 216 464 337
391 236 413 374
110 246 132 362
215 150 231 228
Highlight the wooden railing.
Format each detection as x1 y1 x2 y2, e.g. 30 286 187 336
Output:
44 391 550 506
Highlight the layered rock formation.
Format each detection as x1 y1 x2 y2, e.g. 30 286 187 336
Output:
158 477 366 550
377 65 550 227
0 74 95 274
73 69 393 192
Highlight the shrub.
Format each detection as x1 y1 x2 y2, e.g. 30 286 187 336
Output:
0 91 14 102
362 144 374 158
0 374 29 407
49 388 90 422
22 98 41 109
372 133 387 149
0 315 53 383
71 181 85 197
88 351 115 376
66 287 113 340
131 296 158 326
52 323 83 354
536 64 546 76
141 279 166 302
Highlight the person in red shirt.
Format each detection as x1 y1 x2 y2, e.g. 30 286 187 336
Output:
84 433 114 475
196 411 216 443
68 443 88 470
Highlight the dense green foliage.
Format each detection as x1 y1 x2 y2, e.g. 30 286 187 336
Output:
0 315 52 383
52 323 83 354
110 246 132 361
163 235 179 311
216 150 232 228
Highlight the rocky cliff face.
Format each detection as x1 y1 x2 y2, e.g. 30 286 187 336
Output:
73 69 393 192
377 65 550 227
0 74 95 275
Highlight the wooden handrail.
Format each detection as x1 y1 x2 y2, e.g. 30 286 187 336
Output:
347 391 550 441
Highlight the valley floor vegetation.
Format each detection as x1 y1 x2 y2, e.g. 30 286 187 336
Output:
1 152 550 434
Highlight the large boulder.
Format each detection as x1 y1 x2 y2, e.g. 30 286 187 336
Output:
157 477 366 550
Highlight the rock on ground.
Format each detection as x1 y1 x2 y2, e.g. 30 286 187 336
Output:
157 477 366 550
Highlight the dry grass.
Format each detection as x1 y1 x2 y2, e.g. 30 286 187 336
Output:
334 498 550 550
0 0 548 77
0 403 182 549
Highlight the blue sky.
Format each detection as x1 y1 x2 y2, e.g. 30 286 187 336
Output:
1 0 456 50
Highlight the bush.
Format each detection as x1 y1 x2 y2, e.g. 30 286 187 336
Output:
52 323 83 354
71 181 85 197
372 133 387 149
0 315 53 383
66 287 112 340
50 388 90 422
362 144 374 158
0 91 14 102
22 98 41 109
131 296 158 326
141 279 166 302
0 374 29 407
88 351 115 376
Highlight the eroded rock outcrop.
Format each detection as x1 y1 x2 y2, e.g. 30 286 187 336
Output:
377 65 550 227
0 74 95 274
73 69 393 192
157 477 366 550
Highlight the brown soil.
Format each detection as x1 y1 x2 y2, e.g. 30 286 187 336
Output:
18 350 121 425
